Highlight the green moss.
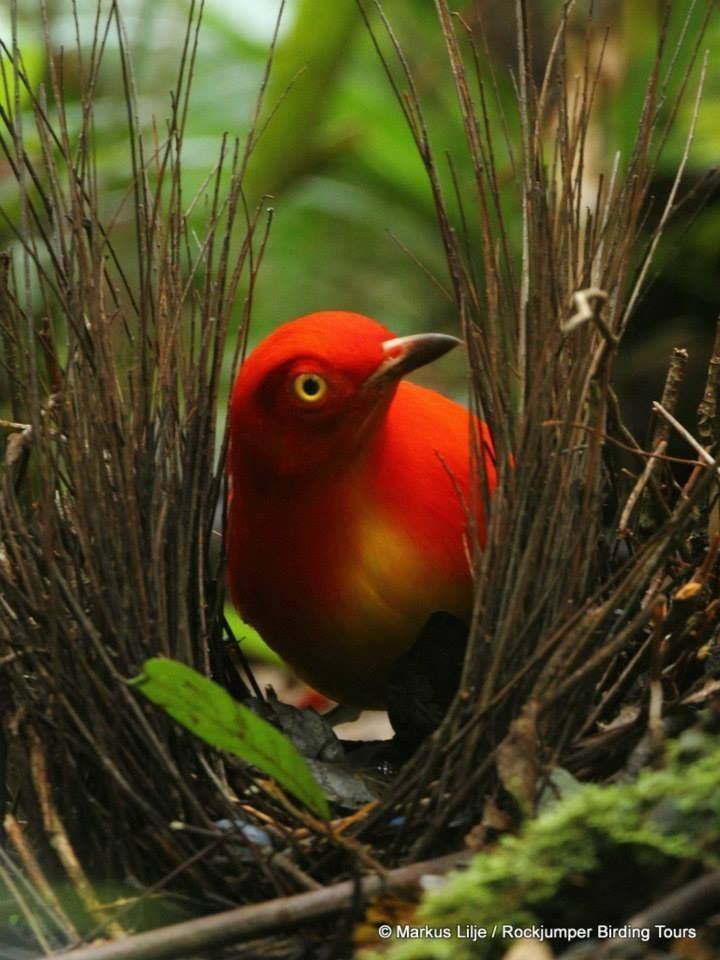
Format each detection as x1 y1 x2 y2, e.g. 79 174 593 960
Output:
366 730 720 960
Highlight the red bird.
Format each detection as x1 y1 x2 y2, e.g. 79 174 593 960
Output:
227 311 496 708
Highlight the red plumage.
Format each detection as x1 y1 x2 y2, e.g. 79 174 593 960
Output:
227 311 496 707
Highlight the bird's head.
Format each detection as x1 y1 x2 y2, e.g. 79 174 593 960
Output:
229 311 460 479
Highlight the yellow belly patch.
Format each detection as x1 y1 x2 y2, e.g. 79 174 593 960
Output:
338 507 465 660
283 505 470 707
351 511 422 628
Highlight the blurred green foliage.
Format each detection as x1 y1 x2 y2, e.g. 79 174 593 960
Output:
2 0 716 353
225 607 283 666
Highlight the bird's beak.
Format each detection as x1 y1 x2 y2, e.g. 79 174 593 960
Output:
365 333 462 388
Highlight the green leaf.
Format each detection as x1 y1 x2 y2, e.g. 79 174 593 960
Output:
130 658 329 819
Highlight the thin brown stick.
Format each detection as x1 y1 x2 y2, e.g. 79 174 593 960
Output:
543 419 702 467
697 317 720 448
30 737 127 940
0 859 54 956
618 440 668 532
652 402 720 476
651 348 689 448
621 51 709 328
0 417 31 430
4 813 81 941
43 851 471 960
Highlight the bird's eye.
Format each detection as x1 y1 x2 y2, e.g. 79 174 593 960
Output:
293 373 328 404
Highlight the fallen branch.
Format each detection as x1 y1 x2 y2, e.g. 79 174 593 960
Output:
556 871 720 960
626 870 720 932
595 871 720 958
45 850 471 960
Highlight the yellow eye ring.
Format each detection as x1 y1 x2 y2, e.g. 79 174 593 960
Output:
293 372 328 404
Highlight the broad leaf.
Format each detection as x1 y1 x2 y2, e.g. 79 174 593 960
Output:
131 658 329 819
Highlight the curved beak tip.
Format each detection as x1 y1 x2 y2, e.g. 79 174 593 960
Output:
371 332 462 385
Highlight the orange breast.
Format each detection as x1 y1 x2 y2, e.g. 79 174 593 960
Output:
227 382 493 707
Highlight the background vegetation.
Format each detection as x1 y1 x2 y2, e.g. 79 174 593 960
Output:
1 2 719 958
2 0 718 413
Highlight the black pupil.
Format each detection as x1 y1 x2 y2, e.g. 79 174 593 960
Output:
303 377 320 397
